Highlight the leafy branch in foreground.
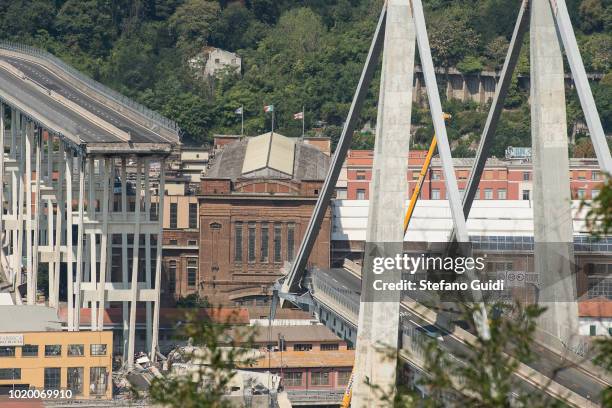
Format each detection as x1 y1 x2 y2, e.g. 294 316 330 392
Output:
143 309 255 408
581 173 612 238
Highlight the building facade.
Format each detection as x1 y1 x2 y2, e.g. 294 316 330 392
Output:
342 150 604 201
199 132 331 306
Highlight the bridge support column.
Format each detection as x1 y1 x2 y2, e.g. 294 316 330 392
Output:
530 0 579 348
352 0 415 405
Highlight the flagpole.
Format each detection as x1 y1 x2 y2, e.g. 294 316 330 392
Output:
241 105 244 137
302 105 305 138
271 110 275 136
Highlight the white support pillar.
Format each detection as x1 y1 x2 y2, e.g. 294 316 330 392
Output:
144 159 152 353
52 142 64 310
88 157 97 330
10 110 18 288
75 154 85 330
0 104 5 280
32 127 42 305
151 160 165 361
66 148 74 330
25 122 33 304
128 158 143 368
121 157 129 360
47 196 54 301
15 114 24 291
97 158 110 331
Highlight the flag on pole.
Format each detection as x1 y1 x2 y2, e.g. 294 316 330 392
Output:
293 112 304 120
235 107 243 115
264 105 274 113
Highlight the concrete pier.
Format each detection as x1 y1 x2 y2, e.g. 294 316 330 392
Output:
352 0 415 405
530 0 579 349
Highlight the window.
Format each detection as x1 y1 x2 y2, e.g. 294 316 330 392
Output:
523 172 530 181
590 325 597 336
68 344 84 356
592 171 600 181
356 171 366 180
475 189 480 199
234 222 243 262
337 371 351 386
294 343 312 351
320 343 339 351
484 189 493 200
592 189 600 199
90 367 108 395
284 372 303 387
21 344 38 357
260 223 269 262
274 223 282 263
169 203 178 229
188 240 197 246
67 367 83 395
187 259 198 287
336 188 347 199
497 189 507 200
431 189 440 200
577 189 586 199
188 203 197 229
0 368 20 380
356 189 366 200
578 171 586 180
0 346 15 357
522 190 530 200
432 171 441 180
44 367 61 389
90 344 107 356
248 223 256 263
150 202 158 221
310 371 330 386
45 345 61 357
412 171 419 180
287 223 295 262
168 260 177 293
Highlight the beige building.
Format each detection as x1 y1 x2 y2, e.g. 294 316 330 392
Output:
0 306 113 399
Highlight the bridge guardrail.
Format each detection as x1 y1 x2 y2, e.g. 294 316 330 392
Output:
0 41 178 133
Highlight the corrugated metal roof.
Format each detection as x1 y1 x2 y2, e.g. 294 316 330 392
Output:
241 132 295 176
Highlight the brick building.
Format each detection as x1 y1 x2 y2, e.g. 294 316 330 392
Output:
198 132 331 306
341 150 604 201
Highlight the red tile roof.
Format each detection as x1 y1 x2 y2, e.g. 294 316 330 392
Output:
579 299 612 318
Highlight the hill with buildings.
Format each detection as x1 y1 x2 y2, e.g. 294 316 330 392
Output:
0 0 610 156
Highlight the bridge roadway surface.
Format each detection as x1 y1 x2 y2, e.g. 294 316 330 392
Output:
311 267 607 405
0 54 174 144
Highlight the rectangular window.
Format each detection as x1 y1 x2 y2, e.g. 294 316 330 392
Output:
168 260 177 293
260 224 269 263
294 343 312 351
356 189 366 200
287 223 295 262
169 203 178 229
356 171 366 180
578 171 586 180
284 372 303 387
187 259 198 287
484 188 493 200
248 223 256 263
497 189 507 200
188 203 197 228
590 325 597 336
90 367 108 395
234 222 243 262
337 371 351 386
320 343 339 351
336 189 347 199
432 171 441 180
0 346 15 357
523 172 530 181
592 170 600 181
188 240 197 246
21 344 38 357
577 189 586 199
68 344 84 356
44 367 61 389
0 368 20 380
274 223 282 263
431 189 440 200
150 202 158 221
67 367 83 395
592 189 600 200
45 345 62 357
90 344 107 356
169 239 178 245
475 189 480 200
412 171 419 180
310 371 330 386
522 190 530 200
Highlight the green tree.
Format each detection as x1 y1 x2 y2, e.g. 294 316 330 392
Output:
169 0 220 53
55 0 116 56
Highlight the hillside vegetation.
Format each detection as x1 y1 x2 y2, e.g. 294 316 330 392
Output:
0 0 610 156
